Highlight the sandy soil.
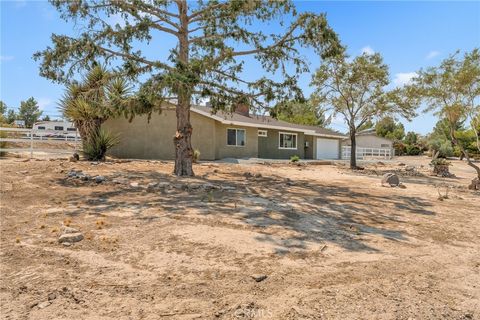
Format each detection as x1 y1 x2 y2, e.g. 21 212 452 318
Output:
0 156 479 319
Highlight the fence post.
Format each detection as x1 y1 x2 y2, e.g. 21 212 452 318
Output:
74 130 78 151
30 128 33 159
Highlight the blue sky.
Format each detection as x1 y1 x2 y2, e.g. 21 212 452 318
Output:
1 0 479 134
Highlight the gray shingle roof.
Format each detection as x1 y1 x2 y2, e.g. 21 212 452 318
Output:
191 105 345 138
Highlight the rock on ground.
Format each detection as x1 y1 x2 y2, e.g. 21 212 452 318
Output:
58 232 84 244
381 173 400 187
468 177 480 190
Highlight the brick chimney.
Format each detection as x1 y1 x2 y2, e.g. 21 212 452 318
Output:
234 103 250 117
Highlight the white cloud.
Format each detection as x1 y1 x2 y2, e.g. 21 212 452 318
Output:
393 72 418 87
37 98 53 110
426 50 440 59
0 55 14 61
360 46 375 55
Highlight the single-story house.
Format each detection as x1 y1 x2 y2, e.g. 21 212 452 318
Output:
341 128 394 159
103 103 346 161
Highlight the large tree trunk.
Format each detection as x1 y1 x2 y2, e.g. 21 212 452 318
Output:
173 0 194 176
174 101 194 176
349 128 357 169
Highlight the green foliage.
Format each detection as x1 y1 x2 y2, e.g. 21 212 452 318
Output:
431 118 464 141
427 138 454 158
60 65 139 152
405 144 422 156
405 49 480 179
18 97 42 128
357 120 374 132
193 149 201 163
312 52 416 168
82 129 119 161
0 101 6 116
431 158 451 166
375 117 405 141
35 1 341 114
290 155 300 163
0 128 7 156
42 115 51 121
271 98 331 127
34 0 342 175
404 131 418 145
393 141 406 156
455 129 478 153
5 109 16 124
60 65 133 122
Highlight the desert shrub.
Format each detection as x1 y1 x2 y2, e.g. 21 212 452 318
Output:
193 149 200 163
427 138 453 158
290 155 300 163
0 130 7 157
0 122 12 157
405 144 422 155
431 158 452 176
82 129 119 161
431 158 451 166
453 146 462 158
393 141 406 156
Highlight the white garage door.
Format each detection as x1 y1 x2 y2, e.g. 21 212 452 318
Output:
316 138 339 159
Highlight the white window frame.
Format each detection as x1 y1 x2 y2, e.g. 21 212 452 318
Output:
278 132 298 150
258 130 267 137
226 128 246 147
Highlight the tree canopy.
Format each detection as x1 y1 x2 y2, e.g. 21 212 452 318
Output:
6 109 17 124
271 98 331 127
0 101 6 116
404 48 480 181
35 0 341 175
375 117 405 141
312 52 415 168
18 97 42 127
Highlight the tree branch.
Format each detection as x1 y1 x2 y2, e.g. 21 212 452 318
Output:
211 20 303 65
188 2 230 22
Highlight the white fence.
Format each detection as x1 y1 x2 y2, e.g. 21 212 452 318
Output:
0 127 81 158
342 146 392 160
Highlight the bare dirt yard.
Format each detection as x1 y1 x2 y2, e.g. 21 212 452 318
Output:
1 155 479 319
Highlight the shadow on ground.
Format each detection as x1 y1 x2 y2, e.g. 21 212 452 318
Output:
55 168 434 253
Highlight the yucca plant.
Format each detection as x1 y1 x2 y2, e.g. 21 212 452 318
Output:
82 129 119 161
59 65 134 158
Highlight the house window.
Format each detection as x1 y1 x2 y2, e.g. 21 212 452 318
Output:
54 126 64 131
258 130 267 137
381 144 390 148
227 128 246 146
67 128 76 132
37 126 45 130
279 132 297 149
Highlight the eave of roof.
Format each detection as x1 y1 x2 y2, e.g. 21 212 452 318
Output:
191 106 346 139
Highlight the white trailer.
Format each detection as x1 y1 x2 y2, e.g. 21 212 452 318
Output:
31 121 78 139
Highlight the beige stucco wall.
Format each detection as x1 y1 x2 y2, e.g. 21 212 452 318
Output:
214 123 258 159
103 109 217 160
257 128 305 159
342 135 393 149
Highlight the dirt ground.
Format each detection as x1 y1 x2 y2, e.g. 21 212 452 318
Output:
0 155 479 320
